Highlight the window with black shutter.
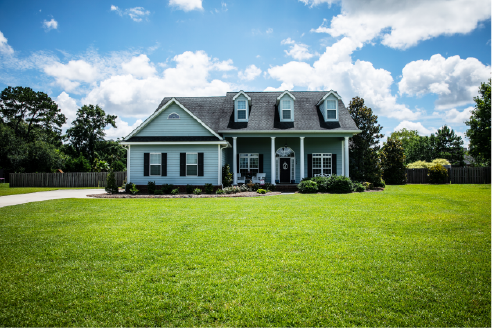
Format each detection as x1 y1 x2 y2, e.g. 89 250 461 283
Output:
198 153 204 176
180 153 186 176
144 153 150 176
161 153 167 176
307 154 312 178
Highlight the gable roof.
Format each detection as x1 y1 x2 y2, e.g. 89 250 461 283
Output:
316 90 342 106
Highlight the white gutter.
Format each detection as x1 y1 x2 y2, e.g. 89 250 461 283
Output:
218 130 362 134
120 141 230 145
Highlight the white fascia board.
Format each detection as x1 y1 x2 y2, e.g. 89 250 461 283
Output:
316 90 342 106
276 90 296 104
218 130 361 134
233 90 251 102
120 141 230 145
124 98 223 141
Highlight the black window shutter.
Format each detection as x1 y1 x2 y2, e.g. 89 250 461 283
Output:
237 154 240 173
144 153 150 176
161 153 167 176
198 153 204 176
180 153 186 176
259 154 264 173
307 154 312 178
332 154 337 176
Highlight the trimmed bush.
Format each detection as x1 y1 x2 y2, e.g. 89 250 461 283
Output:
312 176 330 192
125 182 133 194
204 183 214 194
432 158 451 166
257 189 267 194
171 188 179 195
428 164 448 184
162 184 174 194
154 190 163 195
327 175 353 194
216 189 225 195
264 182 275 191
380 137 406 185
105 170 118 194
298 180 318 193
193 188 202 195
186 184 194 194
147 181 156 194
373 178 386 188
352 182 366 192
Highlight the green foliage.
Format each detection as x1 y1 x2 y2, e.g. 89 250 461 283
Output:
154 190 163 195
363 182 371 190
311 176 330 192
432 158 451 166
297 180 318 193
466 79 491 166
264 182 275 191
408 158 450 169
125 183 133 194
130 183 139 195
185 184 194 194
390 129 433 164
193 188 202 195
348 97 383 184
222 164 233 187
373 178 386 188
162 184 174 194
352 182 366 192
64 153 91 172
223 186 240 194
105 170 118 194
434 125 465 166
171 188 179 195
239 184 249 192
204 183 214 194
216 189 225 195
428 164 449 184
147 181 156 194
257 189 267 194
380 137 406 185
251 183 260 191
327 175 353 194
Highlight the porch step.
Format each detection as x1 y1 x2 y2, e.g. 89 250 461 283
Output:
275 184 298 192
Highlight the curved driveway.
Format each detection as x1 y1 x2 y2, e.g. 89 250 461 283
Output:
0 189 107 208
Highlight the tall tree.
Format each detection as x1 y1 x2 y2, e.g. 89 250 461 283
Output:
390 129 433 163
465 79 491 166
380 137 406 185
434 125 465 166
347 97 384 184
65 104 117 168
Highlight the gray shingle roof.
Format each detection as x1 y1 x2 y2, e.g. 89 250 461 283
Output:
153 91 359 134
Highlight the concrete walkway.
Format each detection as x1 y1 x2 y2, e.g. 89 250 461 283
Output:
0 189 107 208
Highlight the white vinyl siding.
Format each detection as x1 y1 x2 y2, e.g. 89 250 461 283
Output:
150 153 161 176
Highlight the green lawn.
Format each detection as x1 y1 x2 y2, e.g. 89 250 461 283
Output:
0 185 489 326
0 183 104 196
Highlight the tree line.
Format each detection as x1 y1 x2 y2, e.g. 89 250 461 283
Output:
0 86 126 175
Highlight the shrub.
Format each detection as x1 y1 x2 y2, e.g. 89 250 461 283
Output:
327 175 353 194
373 178 386 188
363 182 372 190
352 182 366 192
428 164 448 184
380 137 406 185
223 186 240 194
407 160 433 169
147 181 156 194
193 188 202 195
162 184 174 194
297 180 318 193
251 183 260 191
222 164 233 187
312 176 330 192
105 170 118 194
171 188 179 195
216 189 225 195
186 184 194 194
264 182 275 191
239 184 249 192
130 183 139 195
204 183 214 194
125 182 133 193
432 158 451 166
154 190 163 195
257 189 267 194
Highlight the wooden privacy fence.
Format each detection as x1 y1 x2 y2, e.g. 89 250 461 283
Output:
406 167 491 184
9 172 127 188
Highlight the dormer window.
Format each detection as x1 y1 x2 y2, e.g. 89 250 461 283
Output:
282 100 292 120
277 91 296 122
233 90 251 122
317 90 341 122
326 100 337 119
237 100 247 119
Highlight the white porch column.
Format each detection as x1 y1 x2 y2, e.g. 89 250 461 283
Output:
127 145 131 183
344 136 349 177
341 139 345 176
300 137 305 180
233 137 237 185
271 137 276 184
218 145 222 186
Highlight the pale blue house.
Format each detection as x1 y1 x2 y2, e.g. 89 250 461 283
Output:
121 90 361 188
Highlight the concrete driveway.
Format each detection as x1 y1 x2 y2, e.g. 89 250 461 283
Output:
0 189 107 208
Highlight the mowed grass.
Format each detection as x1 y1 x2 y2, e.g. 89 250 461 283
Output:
0 185 489 326
0 183 104 196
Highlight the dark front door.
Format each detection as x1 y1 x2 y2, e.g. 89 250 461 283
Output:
280 158 290 183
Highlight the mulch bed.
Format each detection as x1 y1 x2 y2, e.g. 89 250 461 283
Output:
87 191 282 199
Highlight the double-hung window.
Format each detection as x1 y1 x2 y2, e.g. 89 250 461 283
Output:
150 153 161 175
239 153 259 175
282 100 292 120
186 153 198 176
312 153 332 176
326 100 337 119
237 100 247 120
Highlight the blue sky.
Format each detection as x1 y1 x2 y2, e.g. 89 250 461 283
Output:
0 0 490 144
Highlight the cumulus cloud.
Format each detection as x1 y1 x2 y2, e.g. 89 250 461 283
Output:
393 121 436 136
399 54 490 110
0 31 14 55
169 0 203 11
54 92 79 130
310 0 491 49
121 54 157 78
281 38 314 60
238 64 262 81
444 107 473 124
105 117 143 139
43 18 58 31
111 5 150 22
43 59 99 92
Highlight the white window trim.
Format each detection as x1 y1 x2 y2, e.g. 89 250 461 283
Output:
276 157 296 182
280 98 294 122
239 153 259 172
186 152 198 177
325 99 338 121
149 153 161 176
312 153 332 176
235 98 249 122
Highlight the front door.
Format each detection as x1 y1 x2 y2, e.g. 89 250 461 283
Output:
280 158 290 183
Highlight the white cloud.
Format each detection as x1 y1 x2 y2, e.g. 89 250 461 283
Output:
111 5 150 22
212 58 236 71
238 64 262 81
267 37 419 120
399 54 490 110
43 18 58 31
264 82 294 92
43 59 99 92
0 31 14 55
266 28 273 34
169 0 203 11
121 54 156 78
281 38 314 60
105 117 143 139
444 107 473 124
54 92 79 130
299 0 335 6
393 121 436 136
310 0 491 49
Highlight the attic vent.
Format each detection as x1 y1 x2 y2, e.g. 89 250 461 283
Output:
168 112 180 119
